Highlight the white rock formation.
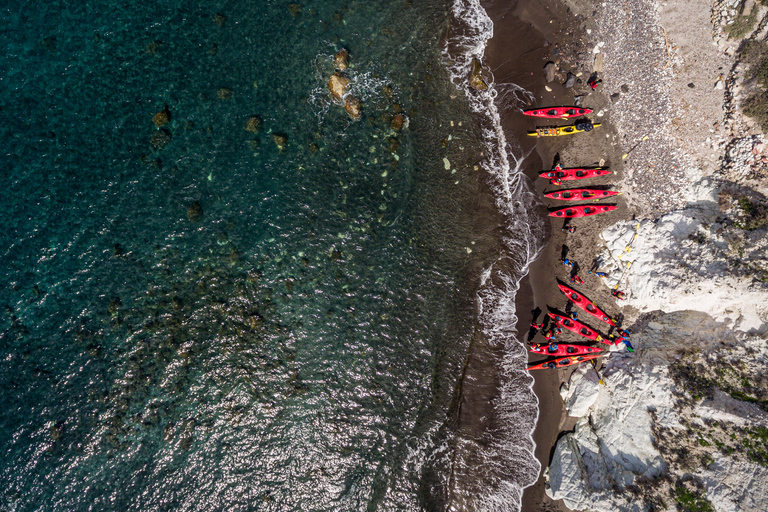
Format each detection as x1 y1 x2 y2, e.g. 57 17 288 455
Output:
545 312 768 512
599 193 768 333
560 366 601 418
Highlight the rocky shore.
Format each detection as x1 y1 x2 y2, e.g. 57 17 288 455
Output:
516 0 768 510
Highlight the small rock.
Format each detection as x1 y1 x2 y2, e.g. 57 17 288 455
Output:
620 84 629 93
688 82 695 88
344 96 362 121
244 116 262 133
217 88 232 100
443 157 451 170
597 110 604 117
715 80 724 90
593 53 604 73
334 48 349 72
610 92 621 103
187 201 203 222
328 72 349 100
469 58 488 91
545 85 553 92
563 72 577 88
544 61 557 82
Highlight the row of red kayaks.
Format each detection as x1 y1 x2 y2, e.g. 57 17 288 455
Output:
529 106 619 370
528 285 619 370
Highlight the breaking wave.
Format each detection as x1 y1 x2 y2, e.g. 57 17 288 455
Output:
436 0 547 509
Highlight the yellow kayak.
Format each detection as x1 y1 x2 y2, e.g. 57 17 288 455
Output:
528 123 602 137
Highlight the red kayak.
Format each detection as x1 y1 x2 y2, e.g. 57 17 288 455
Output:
544 189 620 201
528 353 603 371
523 106 594 118
557 284 616 326
530 342 603 357
549 205 617 218
547 313 608 343
539 167 611 181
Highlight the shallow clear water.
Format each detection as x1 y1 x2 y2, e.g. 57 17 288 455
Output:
0 0 515 510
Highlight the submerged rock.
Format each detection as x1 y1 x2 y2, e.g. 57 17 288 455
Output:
213 13 226 27
468 58 488 91
187 201 203 222
151 129 172 150
272 133 287 152
153 106 171 127
391 113 408 131
328 73 349 101
334 48 349 72
244 115 262 133
289 4 301 17
217 88 232 100
344 96 362 121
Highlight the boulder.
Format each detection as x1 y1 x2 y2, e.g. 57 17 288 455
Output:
328 72 349 101
468 58 488 91
563 72 577 88
344 96 362 121
334 48 349 72
544 61 557 82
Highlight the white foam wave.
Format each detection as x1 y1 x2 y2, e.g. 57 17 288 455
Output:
439 0 547 510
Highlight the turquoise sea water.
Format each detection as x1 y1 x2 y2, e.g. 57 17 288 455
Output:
0 0 533 510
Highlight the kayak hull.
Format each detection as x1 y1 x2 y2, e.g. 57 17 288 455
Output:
528 353 603 371
547 313 607 342
523 106 594 119
528 123 602 137
539 167 612 181
530 343 604 357
544 189 620 201
557 283 616 326
549 205 618 218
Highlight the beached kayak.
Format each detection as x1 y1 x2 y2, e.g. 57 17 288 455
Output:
557 283 616 326
523 106 594 119
530 342 603 357
547 313 607 342
544 188 620 201
528 353 603 371
539 167 612 181
549 204 617 218
527 123 602 137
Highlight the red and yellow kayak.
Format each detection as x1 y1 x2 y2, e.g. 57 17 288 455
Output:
557 284 616 326
544 189 620 201
530 342 603 357
523 106 594 119
547 313 607 343
528 353 604 371
549 204 617 218
539 167 612 181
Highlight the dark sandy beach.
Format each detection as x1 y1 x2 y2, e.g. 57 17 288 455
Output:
480 0 628 509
